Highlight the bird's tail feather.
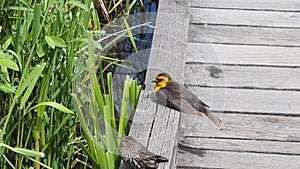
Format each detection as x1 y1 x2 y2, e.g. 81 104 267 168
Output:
155 155 169 163
205 107 223 129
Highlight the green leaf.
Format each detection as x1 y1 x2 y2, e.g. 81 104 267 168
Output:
7 49 22 71
28 102 75 115
118 76 131 137
50 36 66 47
32 4 41 42
68 0 88 11
0 143 45 158
14 63 46 109
0 58 19 71
3 36 13 50
27 157 52 169
37 44 45 57
0 83 15 94
45 36 55 49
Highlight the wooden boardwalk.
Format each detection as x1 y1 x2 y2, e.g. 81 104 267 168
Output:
125 0 300 168
178 0 300 168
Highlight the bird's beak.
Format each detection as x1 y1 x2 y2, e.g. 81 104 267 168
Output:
151 79 159 83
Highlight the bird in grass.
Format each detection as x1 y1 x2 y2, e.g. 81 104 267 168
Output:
151 73 223 129
120 136 168 169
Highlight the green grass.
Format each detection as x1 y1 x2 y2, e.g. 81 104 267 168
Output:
0 0 143 168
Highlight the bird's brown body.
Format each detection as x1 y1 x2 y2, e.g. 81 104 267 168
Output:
120 136 168 169
152 73 223 129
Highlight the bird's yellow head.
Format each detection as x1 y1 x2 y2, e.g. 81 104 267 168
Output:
151 73 172 93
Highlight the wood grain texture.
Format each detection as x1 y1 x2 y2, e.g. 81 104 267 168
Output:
188 24 300 47
179 137 300 155
177 149 300 169
190 8 300 28
178 1 300 168
191 0 300 11
184 63 300 90
181 113 300 142
186 42 300 66
123 0 190 168
126 91 180 169
185 87 300 115
178 113 300 168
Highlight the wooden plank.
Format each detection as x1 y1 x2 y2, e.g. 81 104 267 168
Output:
127 91 180 168
123 0 190 168
181 113 300 141
177 149 300 169
184 63 300 90
186 42 300 66
191 0 300 12
147 102 180 166
188 24 300 47
145 1 189 168
179 137 300 155
185 87 300 115
190 8 300 28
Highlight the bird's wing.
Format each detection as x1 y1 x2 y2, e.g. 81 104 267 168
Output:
166 82 210 109
182 86 210 108
156 89 170 108
167 82 223 129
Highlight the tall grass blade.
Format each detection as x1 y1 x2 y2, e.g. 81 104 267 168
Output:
107 72 117 130
108 0 123 14
0 143 45 158
118 76 131 137
123 17 138 53
28 102 75 115
20 63 46 109
32 4 41 43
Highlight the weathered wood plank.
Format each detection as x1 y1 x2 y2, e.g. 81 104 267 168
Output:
177 149 300 169
127 91 159 145
181 113 300 142
184 63 300 90
190 8 300 28
188 24 300 47
180 1 300 169
179 137 300 155
147 102 180 167
128 91 180 169
146 5 189 84
191 0 300 11
186 87 300 115
124 0 190 168
186 42 300 66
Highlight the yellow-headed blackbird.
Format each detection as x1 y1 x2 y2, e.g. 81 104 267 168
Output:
151 73 223 129
120 136 168 169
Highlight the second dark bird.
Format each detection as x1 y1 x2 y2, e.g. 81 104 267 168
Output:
151 73 223 129
120 136 168 169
